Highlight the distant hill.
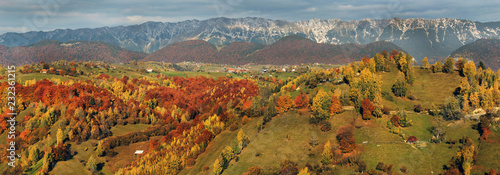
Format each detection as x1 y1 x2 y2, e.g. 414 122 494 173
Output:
142 40 218 63
242 35 406 65
450 39 500 70
0 39 146 66
144 35 406 65
214 42 265 65
0 36 405 66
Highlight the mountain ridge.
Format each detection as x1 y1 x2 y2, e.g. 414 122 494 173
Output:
2 17 500 62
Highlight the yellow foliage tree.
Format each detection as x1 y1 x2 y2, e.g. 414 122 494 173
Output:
237 129 249 150
463 61 477 80
343 66 354 84
56 128 64 145
462 94 471 113
321 141 333 164
203 114 225 135
213 157 224 175
298 167 311 175
422 57 430 69
312 89 331 120
470 92 480 109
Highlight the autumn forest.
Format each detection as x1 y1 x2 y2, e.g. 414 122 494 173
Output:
0 46 499 175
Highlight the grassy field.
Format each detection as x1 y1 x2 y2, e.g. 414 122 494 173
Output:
179 116 263 175
377 66 462 111
50 140 97 175
110 124 149 136
222 111 354 175
103 137 161 173
475 131 500 173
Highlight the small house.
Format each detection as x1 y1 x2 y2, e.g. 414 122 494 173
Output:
406 136 417 144
261 68 268 74
40 69 47 74
134 150 144 155
228 68 235 73
146 68 153 72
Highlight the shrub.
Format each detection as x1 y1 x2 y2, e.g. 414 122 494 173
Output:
185 158 196 167
202 166 210 173
357 160 367 172
279 159 299 175
407 93 417 100
383 106 391 115
414 105 423 113
242 115 250 125
382 91 394 101
376 162 386 171
390 115 400 127
229 123 239 131
401 166 407 173
243 166 262 175
320 121 332 132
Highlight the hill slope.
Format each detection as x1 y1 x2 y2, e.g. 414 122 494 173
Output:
450 38 500 70
143 35 406 65
242 35 405 65
0 39 146 66
142 40 218 63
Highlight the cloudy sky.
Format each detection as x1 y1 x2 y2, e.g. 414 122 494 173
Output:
1 0 499 35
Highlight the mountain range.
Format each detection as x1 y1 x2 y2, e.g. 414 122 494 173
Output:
2 17 500 63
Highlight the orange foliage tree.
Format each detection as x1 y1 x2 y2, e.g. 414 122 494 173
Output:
329 95 343 116
361 99 374 120
275 94 293 114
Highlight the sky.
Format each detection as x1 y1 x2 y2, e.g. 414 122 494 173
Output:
1 0 499 35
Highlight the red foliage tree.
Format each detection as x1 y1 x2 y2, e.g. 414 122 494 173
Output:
390 115 400 127
478 116 491 140
195 129 213 144
279 159 299 175
293 93 309 109
337 125 356 153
